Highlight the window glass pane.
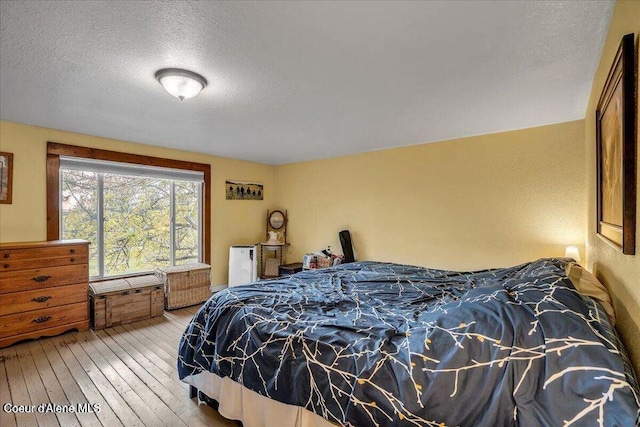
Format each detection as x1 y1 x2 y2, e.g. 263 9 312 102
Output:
61 170 99 276
61 161 203 279
103 174 170 275
174 181 200 265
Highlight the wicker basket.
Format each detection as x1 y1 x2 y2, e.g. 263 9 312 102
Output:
156 263 212 310
264 258 280 277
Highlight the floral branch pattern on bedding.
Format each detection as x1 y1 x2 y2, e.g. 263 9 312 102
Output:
178 259 640 426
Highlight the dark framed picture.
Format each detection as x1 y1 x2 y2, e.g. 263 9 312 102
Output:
225 180 263 200
595 33 637 254
0 152 13 204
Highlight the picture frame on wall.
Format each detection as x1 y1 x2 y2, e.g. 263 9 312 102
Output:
595 33 637 254
226 180 263 200
0 152 13 204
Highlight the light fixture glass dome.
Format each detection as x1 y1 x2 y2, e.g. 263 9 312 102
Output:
155 68 207 101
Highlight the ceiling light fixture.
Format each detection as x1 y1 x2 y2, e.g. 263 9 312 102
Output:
155 68 207 101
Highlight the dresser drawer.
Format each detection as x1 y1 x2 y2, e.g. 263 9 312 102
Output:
0 243 87 262
0 284 88 316
0 302 88 338
0 254 88 273
0 264 88 294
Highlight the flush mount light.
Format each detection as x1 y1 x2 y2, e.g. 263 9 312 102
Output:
155 68 207 101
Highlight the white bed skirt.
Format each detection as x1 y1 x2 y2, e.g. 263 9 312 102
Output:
182 371 335 427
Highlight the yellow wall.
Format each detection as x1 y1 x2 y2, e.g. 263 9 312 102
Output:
274 120 586 272
1 120 588 284
0 120 276 285
584 0 640 372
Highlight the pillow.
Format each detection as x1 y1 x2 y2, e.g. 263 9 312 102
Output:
565 262 616 326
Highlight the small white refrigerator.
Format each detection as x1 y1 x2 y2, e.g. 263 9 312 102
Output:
228 245 258 287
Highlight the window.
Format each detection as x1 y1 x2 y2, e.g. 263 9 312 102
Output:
55 153 206 279
60 158 203 278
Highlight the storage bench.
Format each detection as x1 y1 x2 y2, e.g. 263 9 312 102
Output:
89 275 164 330
157 263 212 310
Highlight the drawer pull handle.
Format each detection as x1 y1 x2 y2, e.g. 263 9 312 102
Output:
32 316 52 324
3 264 9 269
31 275 52 283
32 296 52 303
70 258 76 262
133 289 142 293
3 254 8 259
122 291 131 295
70 249 76 254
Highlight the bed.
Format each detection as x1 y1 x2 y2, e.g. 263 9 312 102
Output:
178 258 640 426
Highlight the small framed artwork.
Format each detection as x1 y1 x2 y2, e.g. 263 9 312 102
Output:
226 180 263 200
595 33 637 254
0 152 13 204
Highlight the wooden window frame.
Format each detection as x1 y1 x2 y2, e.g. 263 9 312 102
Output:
46 142 211 265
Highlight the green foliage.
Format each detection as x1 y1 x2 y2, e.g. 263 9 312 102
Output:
62 171 99 275
62 170 200 277
175 181 200 265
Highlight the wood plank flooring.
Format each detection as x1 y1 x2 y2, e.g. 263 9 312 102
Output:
0 306 238 427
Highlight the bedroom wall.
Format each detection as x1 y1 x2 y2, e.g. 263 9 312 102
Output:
273 120 586 272
0 120 276 285
584 0 640 373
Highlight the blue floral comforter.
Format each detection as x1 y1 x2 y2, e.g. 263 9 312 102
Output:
178 258 640 426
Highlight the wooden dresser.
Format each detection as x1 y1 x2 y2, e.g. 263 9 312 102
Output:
0 239 90 348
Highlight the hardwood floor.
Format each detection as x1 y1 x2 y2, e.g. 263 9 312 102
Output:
0 306 238 427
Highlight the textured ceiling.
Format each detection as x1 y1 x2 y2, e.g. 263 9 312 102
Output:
0 1 613 165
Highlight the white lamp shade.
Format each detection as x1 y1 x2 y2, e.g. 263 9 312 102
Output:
564 246 581 262
155 69 207 101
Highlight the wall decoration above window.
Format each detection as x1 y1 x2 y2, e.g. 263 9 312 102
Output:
226 180 263 200
0 152 13 204
595 33 637 255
